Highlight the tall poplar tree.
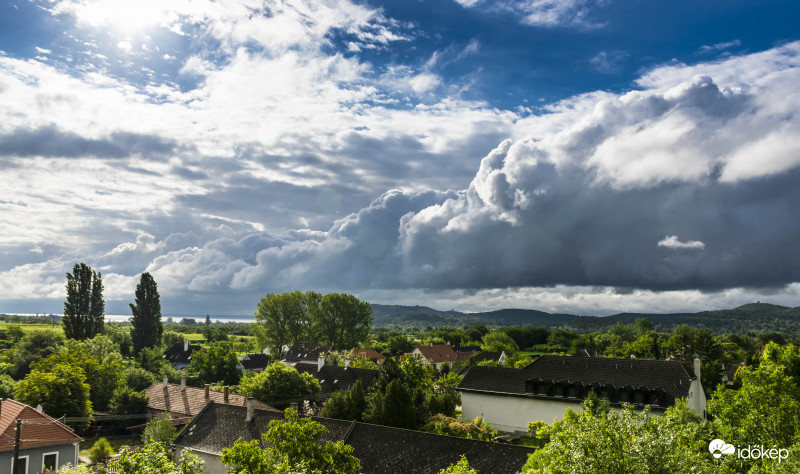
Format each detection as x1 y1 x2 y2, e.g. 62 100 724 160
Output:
63 263 105 340
130 272 163 355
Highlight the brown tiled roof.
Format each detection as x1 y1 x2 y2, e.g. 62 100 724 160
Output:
0 399 82 452
415 344 458 364
174 403 534 474
350 349 386 361
145 383 280 417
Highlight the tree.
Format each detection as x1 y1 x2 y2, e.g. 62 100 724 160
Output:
124 366 157 391
188 342 242 386
9 329 64 379
0 374 15 398
523 398 715 473
33 338 123 411
14 363 93 432
439 455 478 474
130 272 163 355
221 408 361 474
315 293 373 349
63 262 105 340
239 361 320 405
481 331 519 354
89 438 113 465
364 380 416 429
142 412 178 445
321 379 366 421
109 387 149 415
110 443 203 473
254 291 314 358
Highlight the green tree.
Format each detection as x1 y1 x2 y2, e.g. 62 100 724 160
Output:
321 379 366 421
110 443 203 473
439 455 478 474
14 363 93 432
0 374 15 398
109 387 149 415
364 379 416 429
239 361 320 405
130 272 163 355
254 291 315 358
123 366 157 391
221 408 361 474
63 262 105 340
481 331 519 354
188 342 242 386
142 412 178 445
523 398 714 473
90 437 113 465
9 329 64 379
33 338 123 412
316 293 373 350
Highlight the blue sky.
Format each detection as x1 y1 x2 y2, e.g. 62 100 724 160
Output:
1 0 800 317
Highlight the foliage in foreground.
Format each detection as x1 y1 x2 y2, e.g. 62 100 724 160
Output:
109 443 204 473
439 455 479 474
221 408 361 474
523 395 716 474
422 413 497 442
142 411 178 446
239 361 320 404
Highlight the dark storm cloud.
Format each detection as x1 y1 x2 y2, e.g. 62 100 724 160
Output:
0 125 182 159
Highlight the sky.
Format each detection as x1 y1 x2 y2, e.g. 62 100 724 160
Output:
1 0 800 317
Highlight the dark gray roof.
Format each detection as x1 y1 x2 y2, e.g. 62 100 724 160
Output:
283 342 333 362
174 403 533 474
240 353 273 370
294 363 378 398
163 342 201 364
470 351 504 363
458 355 693 409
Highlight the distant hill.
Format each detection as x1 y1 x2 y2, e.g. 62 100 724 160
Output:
371 302 800 334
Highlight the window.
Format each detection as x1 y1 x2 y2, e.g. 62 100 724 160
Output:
43 452 59 471
13 455 28 474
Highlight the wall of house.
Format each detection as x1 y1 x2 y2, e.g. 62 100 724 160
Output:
460 392 585 433
176 446 227 474
0 443 77 474
687 379 708 417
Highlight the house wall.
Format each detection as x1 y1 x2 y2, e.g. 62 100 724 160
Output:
459 391 694 434
176 446 226 474
0 443 77 473
460 392 585 433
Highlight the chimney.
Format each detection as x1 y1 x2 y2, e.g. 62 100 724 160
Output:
430 342 433 346
36 404 43 413
246 397 255 422
344 357 351 369
204 384 210 400
224 386 229 404
163 376 168 388
694 358 702 383
181 376 186 391
318 355 324 372
184 339 189 352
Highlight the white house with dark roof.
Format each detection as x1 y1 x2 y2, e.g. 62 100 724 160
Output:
458 355 706 434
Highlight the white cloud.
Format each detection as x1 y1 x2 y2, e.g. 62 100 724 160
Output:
657 235 705 250
456 0 607 29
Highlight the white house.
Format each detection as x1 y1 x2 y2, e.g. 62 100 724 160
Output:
458 355 707 434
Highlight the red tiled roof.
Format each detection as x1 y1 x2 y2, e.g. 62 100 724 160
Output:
414 344 458 363
351 349 386 361
0 399 82 452
145 383 280 417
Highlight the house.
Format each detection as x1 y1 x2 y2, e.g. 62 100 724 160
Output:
347 348 386 365
239 353 273 372
0 399 83 473
412 344 458 369
145 377 279 420
173 401 535 474
458 355 707 434
163 340 202 369
281 342 332 367
469 351 508 365
294 356 378 400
